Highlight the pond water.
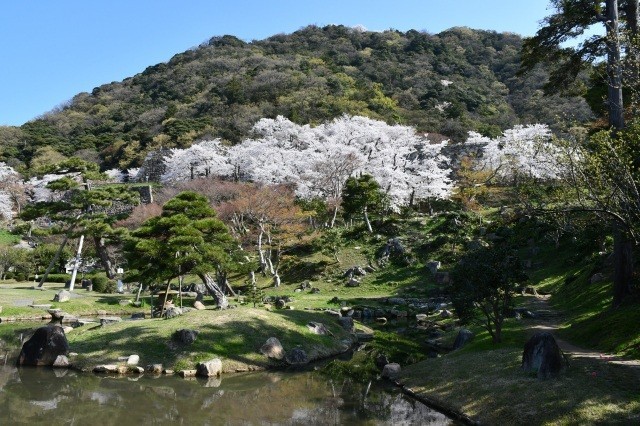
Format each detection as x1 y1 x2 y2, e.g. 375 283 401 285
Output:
0 365 452 425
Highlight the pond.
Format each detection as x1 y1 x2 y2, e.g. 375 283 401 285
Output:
0 365 453 425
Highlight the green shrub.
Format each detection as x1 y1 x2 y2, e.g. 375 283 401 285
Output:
104 280 117 294
28 273 68 283
92 276 109 293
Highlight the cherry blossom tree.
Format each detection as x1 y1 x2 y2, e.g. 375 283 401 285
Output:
161 139 233 182
153 115 454 212
466 124 566 184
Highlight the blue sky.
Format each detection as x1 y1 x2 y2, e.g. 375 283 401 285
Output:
0 0 556 126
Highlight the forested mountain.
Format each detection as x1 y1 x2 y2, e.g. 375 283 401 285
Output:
0 25 593 170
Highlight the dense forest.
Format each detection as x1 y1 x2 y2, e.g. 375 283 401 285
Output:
0 25 593 171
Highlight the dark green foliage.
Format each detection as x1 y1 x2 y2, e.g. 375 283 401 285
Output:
5 25 591 169
341 175 386 232
91 276 109 292
124 191 238 284
450 244 528 343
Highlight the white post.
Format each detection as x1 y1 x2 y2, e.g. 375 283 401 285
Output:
68 235 84 292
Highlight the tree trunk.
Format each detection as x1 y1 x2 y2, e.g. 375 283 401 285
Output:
363 206 373 233
330 204 339 228
606 0 625 129
613 226 633 307
198 273 228 309
94 236 117 279
257 227 267 276
216 269 237 297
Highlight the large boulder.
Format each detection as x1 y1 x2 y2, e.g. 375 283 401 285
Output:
260 337 285 360
17 325 69 366
453 329 474 350
522 332 566 379
196 358 222 377
53 290 71 303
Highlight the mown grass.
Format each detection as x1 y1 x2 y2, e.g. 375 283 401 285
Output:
66 307 354 372
0 281 150 318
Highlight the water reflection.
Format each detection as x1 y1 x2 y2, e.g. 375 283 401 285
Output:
0 366 452 425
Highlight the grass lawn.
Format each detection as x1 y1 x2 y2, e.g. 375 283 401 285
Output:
401 321 640 425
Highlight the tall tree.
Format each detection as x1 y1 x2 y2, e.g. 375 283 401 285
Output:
521 0 638 306
124 191 238 308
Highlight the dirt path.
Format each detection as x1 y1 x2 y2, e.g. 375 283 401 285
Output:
520 295 640 377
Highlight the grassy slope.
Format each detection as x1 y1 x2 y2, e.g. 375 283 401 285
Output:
398 213 640 424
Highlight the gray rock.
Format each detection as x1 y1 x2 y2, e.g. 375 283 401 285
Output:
343 266 367 277
174 329 199 344
52 355 70 368
100 317 122 326
346 277 360 287
522 332 566 379
260 337 285 360
131 312 145 320
590 273 605 284
193 301 206 310
415 314 428 322
307 322 331 335
163 306 182 319
286 347 308 365
453 329 474 350
338 317 354 332
388 297 406 305
196 358 222 377
53 290 71 303
381 363 401 379
275 299 287 309
17 325 69 366
375 317 387 324
118 299 132 306
126 354 140 366
146 364 163 374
